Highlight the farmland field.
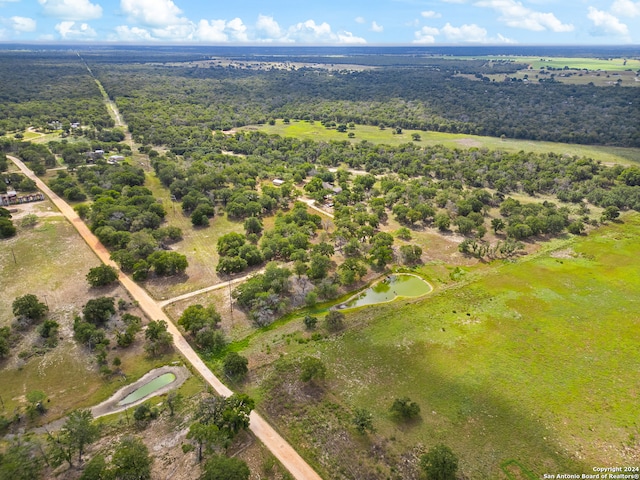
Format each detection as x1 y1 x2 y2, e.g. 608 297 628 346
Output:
237 212 640 479
240 121 640 165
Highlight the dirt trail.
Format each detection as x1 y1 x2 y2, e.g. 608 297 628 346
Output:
9 155 323 480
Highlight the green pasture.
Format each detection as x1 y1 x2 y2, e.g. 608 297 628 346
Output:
240 121 640 165
468 56 640 71
244 213 640 478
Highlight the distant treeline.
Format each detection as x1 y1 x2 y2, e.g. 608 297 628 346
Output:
93 62 639 147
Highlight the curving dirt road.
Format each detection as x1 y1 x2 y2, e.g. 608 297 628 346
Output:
9 155 323 480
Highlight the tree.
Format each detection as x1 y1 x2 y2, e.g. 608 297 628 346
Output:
400 244 422 265
324 310 345 332
83 297 115 325
420 444 458 480
300 356 326 383
0 439 44 480
223 352 248 379
178 304 221 335
434 213 450 231
49 409 100 467
303 314 318 330
78 454 107 480
602 205 620 221
144 320 172 356
308 253 331 280
25 390 47 419
200 455 250 480
352 408 374 434
389 397 421 420
0 217 16 238
148 251 188 276
111 436 152 480
12 294 48 322
567 220 585 235
86 264 119 287
491 218 505 234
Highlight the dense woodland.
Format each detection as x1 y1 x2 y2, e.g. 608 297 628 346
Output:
93 60 640 147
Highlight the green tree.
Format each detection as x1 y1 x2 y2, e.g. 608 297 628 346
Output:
300 356 327 383
83 297 115 325
25 390 47 419
178 304 221 335
324 310 345 332
0 438 44 480
200 455 250 480
111 436 152 480
86 264 119 287
144 320 172 356
434 213 451 231
303 314 318 330
420 444 459 480
78 454 107 480
602 205 620 221
352 408 374 434
48 409 100 467
389 397 421 420
400 244 422 265
491 217 505 234
0 217 17 238
12 294 48 322
223 352 248 379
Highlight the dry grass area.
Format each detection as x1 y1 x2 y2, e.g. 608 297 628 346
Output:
0 201 162 423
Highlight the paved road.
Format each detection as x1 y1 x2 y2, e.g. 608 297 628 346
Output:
9 155 323 480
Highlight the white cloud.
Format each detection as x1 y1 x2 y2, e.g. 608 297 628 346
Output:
421 10 441 18
256 14 283 40
441 22 490 42
371 21 384 32
414 22 515 43
611 0 640 17
193 19 226 42
337 31 367 44
285 19 365 44
39 0 102 21
120 0 187 27
587 6 629 36
226 17 248 41
111 25 154 41
474 0 573 32
11 16 37 32
413 25 439 43
355 16 366 24
55 20 97 39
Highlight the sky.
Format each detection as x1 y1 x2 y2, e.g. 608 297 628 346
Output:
0 0 638 45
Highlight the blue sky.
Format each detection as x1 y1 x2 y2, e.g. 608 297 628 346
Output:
0 0 638 44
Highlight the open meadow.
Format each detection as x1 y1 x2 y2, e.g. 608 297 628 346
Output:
239 121 640 165
233 213 640 479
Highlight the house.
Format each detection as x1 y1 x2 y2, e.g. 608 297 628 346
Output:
322 182 343 194
272 178 285 186
107 155 125 164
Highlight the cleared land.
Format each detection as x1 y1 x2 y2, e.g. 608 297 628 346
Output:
239 121 640 165
234 213 640 479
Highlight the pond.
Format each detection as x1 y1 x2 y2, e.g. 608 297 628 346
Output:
117 372 176 406
338 274 432 310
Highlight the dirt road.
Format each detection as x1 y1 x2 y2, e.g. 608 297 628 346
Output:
9 155 323 480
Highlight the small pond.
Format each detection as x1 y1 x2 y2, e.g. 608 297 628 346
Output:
339 274 432 310
117 372 176 406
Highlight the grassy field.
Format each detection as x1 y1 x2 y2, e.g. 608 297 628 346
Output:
467 56 640 72
0 202 179 424
237 213 640 479
142 173 246 300
239 121 640 165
